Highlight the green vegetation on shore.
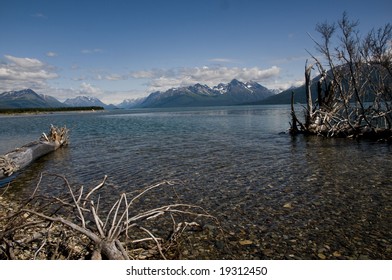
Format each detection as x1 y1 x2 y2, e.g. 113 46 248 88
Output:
0 106 104 114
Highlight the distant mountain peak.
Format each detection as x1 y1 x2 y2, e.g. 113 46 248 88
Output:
73 95 100 101
117 97 146 109
230 79 242 85
0 89 65 109
2 88 37 96
245 80 259 86
64 95 107 108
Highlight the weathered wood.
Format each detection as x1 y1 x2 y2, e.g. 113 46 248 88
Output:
290 61 392 141
289 91 306 134
305 61 314 129
0 125 68 179
0 174 217 260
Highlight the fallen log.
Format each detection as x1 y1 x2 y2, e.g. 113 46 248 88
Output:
0 125 69 179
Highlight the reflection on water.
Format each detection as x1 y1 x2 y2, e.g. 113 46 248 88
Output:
1 105 391 259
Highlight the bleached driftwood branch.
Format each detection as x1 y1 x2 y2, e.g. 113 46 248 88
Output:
0 125 69 179
1 173 217 260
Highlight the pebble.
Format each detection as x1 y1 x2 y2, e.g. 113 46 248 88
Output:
318 253 327 260
239 240 253 246
283 202 293 208
333 251 341 257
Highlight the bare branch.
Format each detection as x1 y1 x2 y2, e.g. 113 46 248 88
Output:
83 175 107 207
294 13 392 140
1 173 220 260
138 226 166 260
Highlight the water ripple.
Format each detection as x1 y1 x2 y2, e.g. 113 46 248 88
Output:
1 106 391 259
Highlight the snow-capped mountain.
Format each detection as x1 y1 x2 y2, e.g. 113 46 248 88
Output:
188 83 216 95
0 80 278 110
63 96 107 108
117 97 146 109
0 89 64 108
140 79 275 108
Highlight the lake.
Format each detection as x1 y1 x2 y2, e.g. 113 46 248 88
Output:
1 105 391 259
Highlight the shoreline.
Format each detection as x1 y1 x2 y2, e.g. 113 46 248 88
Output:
0 107 105 117
0 106 105 116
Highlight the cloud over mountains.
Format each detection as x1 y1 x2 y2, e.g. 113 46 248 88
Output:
0 54 294 104
0 55 58 92
131 65 281 92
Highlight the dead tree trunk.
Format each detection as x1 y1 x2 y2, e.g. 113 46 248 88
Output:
292 14 392 141
289 91 306 134
0 125 69 179
305 61 314 129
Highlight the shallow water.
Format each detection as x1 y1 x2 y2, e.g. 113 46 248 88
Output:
1 105 391 259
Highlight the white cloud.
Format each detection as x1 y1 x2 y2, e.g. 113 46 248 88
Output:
0 55 58 92
208 58 237 63
104 74 127 81
46 52 58 57
54 84 144 104
264 79 304 92
149 76 187 90
130 70 157 79
79 82 102 95
4 55 44 68
131 66 281 92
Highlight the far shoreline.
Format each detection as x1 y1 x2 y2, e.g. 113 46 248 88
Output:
0 106 105 116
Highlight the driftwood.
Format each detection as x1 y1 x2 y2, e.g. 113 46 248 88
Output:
290 63 392 140
290 14 392 141
0 174 219 260
0 125 69 179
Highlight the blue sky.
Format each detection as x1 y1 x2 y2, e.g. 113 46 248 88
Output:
1 0 391 104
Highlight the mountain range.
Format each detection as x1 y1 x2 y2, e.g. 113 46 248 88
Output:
0 79 306 110
0 90 115 109
137 79 275 108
